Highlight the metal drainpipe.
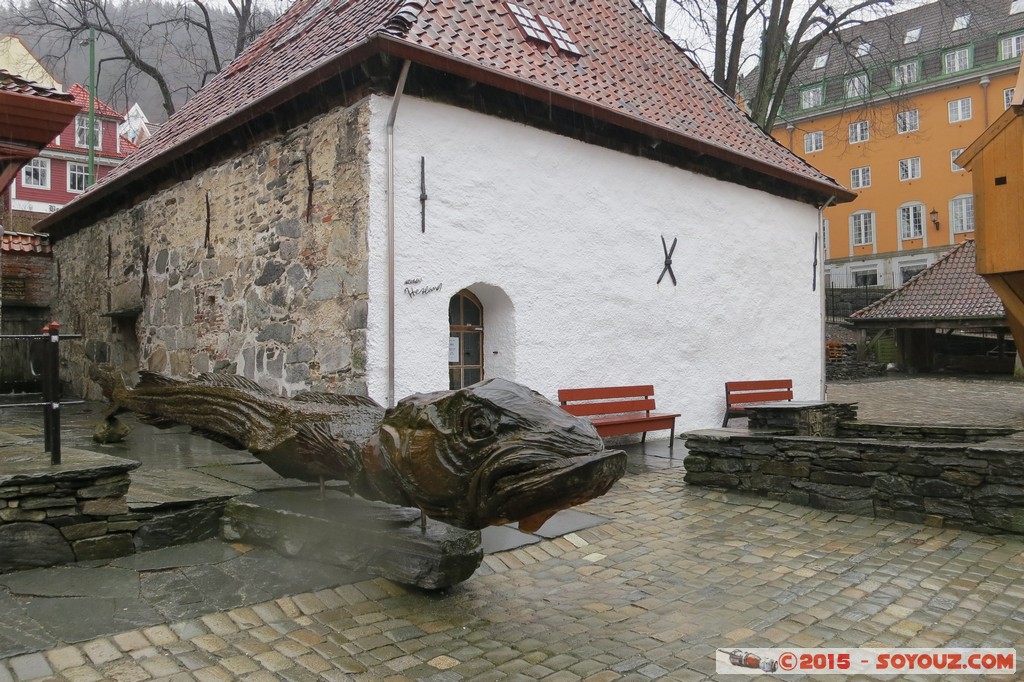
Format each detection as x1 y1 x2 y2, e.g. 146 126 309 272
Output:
386 60 411 408
979 76 991 126
818 195 837 401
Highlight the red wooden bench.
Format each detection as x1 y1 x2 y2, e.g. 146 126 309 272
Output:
722 379 793 426
558 385 680 450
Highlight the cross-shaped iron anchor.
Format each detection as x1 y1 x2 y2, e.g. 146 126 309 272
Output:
657 235 677 286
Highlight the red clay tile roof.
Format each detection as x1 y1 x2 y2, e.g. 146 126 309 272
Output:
1 231 51 254
66 83 123 119
0 69 73 101
849 240 1006 322
42 0 851 230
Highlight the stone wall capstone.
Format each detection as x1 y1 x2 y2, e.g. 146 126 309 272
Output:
53 99 373 399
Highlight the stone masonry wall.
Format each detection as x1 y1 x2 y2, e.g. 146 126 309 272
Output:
684 428 1024 535
0 450 139 571
53 99 373 399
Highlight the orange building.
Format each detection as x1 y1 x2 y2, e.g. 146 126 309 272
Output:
768 0 1024 289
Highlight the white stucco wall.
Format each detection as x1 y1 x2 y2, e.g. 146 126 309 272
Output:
366 95 826 432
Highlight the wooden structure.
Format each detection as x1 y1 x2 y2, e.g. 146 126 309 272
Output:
722 379 794 427
958 57 1024 376
558 385 679 450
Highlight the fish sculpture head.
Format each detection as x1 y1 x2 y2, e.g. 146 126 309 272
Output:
371 378 627 531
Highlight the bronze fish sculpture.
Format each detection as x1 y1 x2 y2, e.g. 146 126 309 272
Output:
92 368 627 531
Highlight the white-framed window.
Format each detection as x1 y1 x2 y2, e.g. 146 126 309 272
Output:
904 27 922 44
21 157 50 189
899 203 925 240
944 48 970 74
893 61 919 86
952 14 970 31
54 135 61 146
800 86 823 109
848 120 869 143
1006 88 1017 109
853 268 879 286
846 74 868 98
812 54 828 69
948 97 972 123
75 115 102 150
804 130 824 153
851 211 875 246
896 109 920 133
951 148 965 172
900 261 927 284
1001 33 1024 60
850 166 871 189
899 157 922 181
68 162 90 193
950 195 974 233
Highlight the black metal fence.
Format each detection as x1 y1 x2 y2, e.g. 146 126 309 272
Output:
0 322 82 464
825 283 895 322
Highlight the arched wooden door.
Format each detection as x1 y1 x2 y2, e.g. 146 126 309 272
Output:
449 289 483 389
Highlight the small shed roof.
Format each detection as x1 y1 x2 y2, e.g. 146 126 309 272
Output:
37 0 852 237
849 240 1006 327
0 69 79 189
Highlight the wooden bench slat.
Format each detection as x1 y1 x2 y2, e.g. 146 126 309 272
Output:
562 398 657 417
726 389 794 405
558 385 654 402
725 379 793 392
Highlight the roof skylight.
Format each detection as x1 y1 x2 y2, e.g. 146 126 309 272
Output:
507 2 550 43
1012 0 1024 15
539 15 582 55
855 41 871 57
904 27 921 44
812 54 828 69
952 14 970 30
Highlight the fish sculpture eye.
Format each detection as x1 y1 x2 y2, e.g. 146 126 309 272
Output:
463 406 498 441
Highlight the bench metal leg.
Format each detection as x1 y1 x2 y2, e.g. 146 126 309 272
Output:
641 432 647 444
669 427 674 451
722 413 730 427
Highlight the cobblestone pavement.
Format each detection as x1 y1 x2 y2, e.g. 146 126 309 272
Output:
2 378 1024 681
827 376 1024 427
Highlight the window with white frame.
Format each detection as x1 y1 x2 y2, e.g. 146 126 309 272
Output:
804 130 824 153
899 156 922 181
950 195 974 233
75 115 102 149
896 109 920 133
850 166 871 189
948 97 972 123
893 61 918 86
950 148 965 172
952 14 970 31
846 73 868 98
812 54 828 69
944 48 970 73
851 211 875 245
848 120 869 143
899 203 925 240
1001 33 1024 60
68 162 90 193
21 158 50 189
1006 88 1017 109
853 268 879 286
800 86 823 109
904 27 921 44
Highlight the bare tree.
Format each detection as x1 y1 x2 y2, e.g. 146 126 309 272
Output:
647 0 906 131
7 0 283 118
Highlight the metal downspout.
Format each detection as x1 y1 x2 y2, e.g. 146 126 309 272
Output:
386 60 411 408
818 195 837 401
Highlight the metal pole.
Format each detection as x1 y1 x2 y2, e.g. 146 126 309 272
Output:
41 323 52 454
87 27 96 186
47 322 61 464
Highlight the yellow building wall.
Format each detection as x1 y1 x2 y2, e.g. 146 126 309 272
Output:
0 36 60 90
774 72 1017 267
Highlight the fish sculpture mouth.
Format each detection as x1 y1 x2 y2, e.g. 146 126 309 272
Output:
460 445 627 531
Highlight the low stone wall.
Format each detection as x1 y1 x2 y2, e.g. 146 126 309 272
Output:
0 448 140 571
684 426 1024 535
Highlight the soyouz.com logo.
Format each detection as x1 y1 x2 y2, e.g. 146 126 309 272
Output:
716 648 1017 675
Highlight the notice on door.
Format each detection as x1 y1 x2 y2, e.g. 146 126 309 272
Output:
448 336 460 363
